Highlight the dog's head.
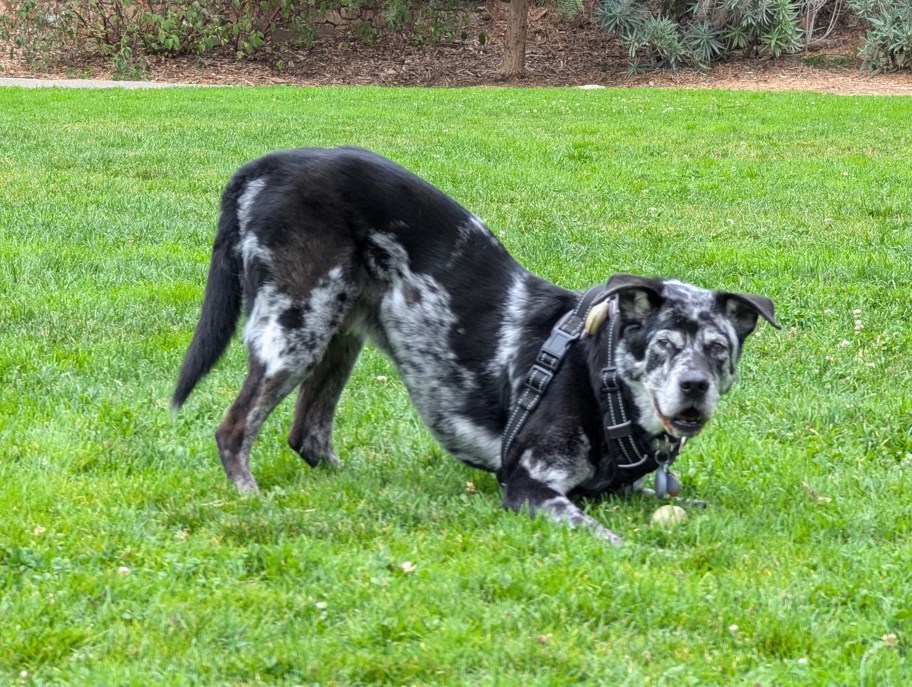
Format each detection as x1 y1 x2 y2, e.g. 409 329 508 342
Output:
606 273 780 439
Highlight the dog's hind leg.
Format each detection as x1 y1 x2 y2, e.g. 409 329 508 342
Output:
215 268 356 493
287 332 364 468
215 363 302 493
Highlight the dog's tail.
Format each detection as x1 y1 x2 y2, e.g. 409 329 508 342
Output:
171 176 248 412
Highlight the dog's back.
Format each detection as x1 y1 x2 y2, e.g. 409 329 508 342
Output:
172 147 564 488
173 147 494 407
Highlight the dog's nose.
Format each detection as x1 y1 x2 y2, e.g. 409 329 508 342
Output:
679 374 710 398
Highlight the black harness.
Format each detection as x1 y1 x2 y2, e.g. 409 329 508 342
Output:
501 285 684 498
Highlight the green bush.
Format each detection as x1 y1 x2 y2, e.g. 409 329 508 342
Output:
553 0 585 20
0 0 76 70
848 0 912 72
598 0 807 71
0 0 470 75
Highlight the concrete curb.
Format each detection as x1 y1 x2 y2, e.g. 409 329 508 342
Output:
0 77 206 89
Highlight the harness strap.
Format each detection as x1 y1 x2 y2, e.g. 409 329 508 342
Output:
500 285 607 465
600 306 641 466
598 300 682 496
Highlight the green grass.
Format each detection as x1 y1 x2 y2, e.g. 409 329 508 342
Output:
0 85 910 684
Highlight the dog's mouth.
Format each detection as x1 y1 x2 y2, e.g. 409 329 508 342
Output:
654 403 708 437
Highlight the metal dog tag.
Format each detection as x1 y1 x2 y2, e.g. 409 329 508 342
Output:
666 470 681 497
655 462 682 499
654 466 682 499
655 465 668 499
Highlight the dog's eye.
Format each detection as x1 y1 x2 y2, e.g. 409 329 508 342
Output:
656 338 675 351
708 341 728 355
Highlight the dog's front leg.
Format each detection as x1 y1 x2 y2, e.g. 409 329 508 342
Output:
501 467 623 546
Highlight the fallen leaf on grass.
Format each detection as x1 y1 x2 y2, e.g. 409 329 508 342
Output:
802 481 832 503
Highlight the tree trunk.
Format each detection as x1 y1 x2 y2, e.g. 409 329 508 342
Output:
501 0 529 76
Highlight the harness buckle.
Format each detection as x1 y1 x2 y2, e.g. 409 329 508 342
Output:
537 315 582 370
518 365 554 412
604 420 633 439
536 349 560 370
525 364 554 392
601 366 621 392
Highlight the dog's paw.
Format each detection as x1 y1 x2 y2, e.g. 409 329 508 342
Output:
233 476 260 495
594 525 624 546
676 497 707 509
320 451 342 468
299 449 342 469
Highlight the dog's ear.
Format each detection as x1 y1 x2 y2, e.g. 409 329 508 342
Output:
605 273 665 324
716 292 781 340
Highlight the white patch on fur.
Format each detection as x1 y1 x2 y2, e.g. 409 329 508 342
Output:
489 274 529 391
519 431 594 494
652 349 721 422
244 284 294 374
661 279 711 306
366 232 410 280
374 235 501 470
244 266 350 377
240 233 270 268
624 384 667 436
238 178 266 230
465 214 503 248
449 416 503 467
237 178 269 265
537 495 621 543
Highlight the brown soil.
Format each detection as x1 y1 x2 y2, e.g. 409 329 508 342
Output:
2 5 911 95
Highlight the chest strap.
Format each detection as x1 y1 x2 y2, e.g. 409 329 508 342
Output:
598 301 682 497
500 285 608 466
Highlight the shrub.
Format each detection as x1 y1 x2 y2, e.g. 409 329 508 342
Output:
0 0 471 75
848 0 912 72
0 0 76 70
598 0 808 71
553 0 585 20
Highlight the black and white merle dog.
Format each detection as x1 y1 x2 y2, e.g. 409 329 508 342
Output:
173 147 779 544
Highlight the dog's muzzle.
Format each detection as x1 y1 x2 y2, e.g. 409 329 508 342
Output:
654 400 709 438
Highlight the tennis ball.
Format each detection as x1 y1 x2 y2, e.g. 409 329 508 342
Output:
651 504 688 528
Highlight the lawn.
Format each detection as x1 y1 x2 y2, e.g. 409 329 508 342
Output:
0 84 910 684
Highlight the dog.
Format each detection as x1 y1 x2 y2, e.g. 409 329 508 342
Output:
172 147 780 544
